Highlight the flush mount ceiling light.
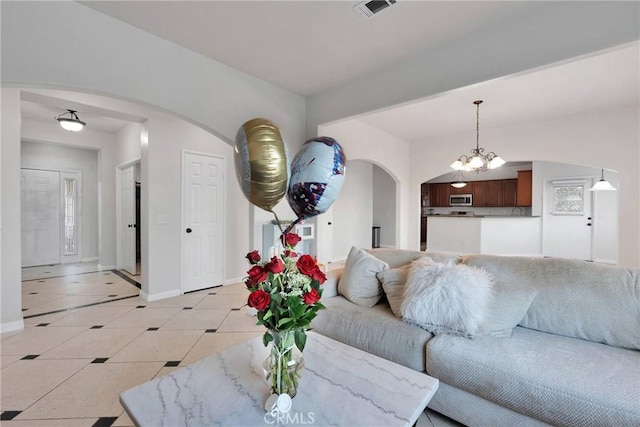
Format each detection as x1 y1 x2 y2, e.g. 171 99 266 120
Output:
450 171 468 188
55 109 86 132
589 168 616 191
450 100 505 172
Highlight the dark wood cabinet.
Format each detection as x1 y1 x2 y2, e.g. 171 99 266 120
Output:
449 184 470 195
421 217 427 243
472 181 486 207
517 170 533 206
485 180 503 206
428 183 450 207
503 179 517 206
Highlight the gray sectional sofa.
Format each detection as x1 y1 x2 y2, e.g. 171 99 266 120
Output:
312 249 640 427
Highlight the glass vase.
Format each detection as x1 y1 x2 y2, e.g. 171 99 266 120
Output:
263 330 304 397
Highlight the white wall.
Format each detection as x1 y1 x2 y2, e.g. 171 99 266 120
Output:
1 89 23 332
411 106 639 268
116 123 142 166
1 1 305 147
331 160 373 260
372 165 396 247
316 120 411 263
21 140 100 261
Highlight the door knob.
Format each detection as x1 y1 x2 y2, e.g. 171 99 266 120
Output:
186 228 192 233
587 223 592 226
587 217 592 220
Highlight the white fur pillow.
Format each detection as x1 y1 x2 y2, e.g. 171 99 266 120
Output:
401 262 494 337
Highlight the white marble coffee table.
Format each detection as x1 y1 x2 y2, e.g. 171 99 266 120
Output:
120 331 439 426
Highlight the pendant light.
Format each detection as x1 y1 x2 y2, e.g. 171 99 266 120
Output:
450 100 505 172
589 169 616 191
55 109 86 132
450 171 468 188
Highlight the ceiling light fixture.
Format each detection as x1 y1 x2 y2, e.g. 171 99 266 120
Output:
589 168 616 191
450 100 505 172
55 109 86 132
450 171 468 189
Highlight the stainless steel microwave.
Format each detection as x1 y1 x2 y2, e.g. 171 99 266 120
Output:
450 194 473 206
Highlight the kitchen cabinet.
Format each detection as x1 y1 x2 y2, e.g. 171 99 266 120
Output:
503 179 518 206
421 217 428 243
472 181 486 207
485 180 503 206
428 183 450 207
517 170 533 206
449 184 470 195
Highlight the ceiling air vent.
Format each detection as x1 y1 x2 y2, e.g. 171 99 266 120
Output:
354 0 397 19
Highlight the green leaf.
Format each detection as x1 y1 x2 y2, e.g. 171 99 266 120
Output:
263 309 273 321
277 317 293 328
294 330 307 352
262 331 273 347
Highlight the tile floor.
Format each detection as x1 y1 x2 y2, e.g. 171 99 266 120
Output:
1 263 461 427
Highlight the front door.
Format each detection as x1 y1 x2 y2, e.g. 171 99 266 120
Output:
542 178 593 260
182 152 225 292
21 169 60 267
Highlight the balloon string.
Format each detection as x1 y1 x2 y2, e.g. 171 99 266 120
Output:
283 217 301 236
269 210 285 235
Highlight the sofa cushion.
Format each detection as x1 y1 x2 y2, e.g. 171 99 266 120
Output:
368 248 461 268
463 255 640 349
480 284 538 338
426 326 640 427
401 261 494 337
311 296 433 371
376 264 411 317
338 246 388 307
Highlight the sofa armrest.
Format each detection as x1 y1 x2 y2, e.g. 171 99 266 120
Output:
322 267 343 298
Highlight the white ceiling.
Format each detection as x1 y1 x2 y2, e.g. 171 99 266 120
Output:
21 2 638 141
80 0 541 96
356 44 639 142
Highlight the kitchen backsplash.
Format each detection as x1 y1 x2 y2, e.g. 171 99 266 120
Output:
423 206 532 216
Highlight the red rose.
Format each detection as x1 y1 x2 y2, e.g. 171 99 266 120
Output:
247 265 267 283
281 233 301 248
245 278 257 289
302 288 320 305
265 256 284 274
297 254 318 276
284 250 298 258
246 250 261 264
248 289 271 310
311 267 326 284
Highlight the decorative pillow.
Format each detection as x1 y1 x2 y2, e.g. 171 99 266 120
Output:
338 246 389 307
480 284 537 337
376 257 436 317
401 262 494 337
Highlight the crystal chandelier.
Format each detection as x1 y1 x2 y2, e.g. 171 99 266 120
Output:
450 100 505 172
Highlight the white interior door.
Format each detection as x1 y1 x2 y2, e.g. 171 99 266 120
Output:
21 169 60 267
183 152 225 292
122 165 137 274
542 178 593 260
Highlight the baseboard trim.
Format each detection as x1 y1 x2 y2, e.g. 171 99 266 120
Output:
140 289 182 302
0 319 25 334
82 257 99 262
224 277 243 286
97 264 115 271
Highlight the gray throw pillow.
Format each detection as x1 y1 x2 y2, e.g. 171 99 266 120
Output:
480 283 538 337
338 246 389 307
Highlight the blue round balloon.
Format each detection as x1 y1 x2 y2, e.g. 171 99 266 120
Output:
287 137 347 220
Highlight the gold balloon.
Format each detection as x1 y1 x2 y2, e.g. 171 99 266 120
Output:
234 118 288 212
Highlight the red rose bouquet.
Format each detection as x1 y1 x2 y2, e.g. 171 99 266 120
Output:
244 232 326 397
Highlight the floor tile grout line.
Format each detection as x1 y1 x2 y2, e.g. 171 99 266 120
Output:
21 269 104 282
23 295 140 319
109 269 142 289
